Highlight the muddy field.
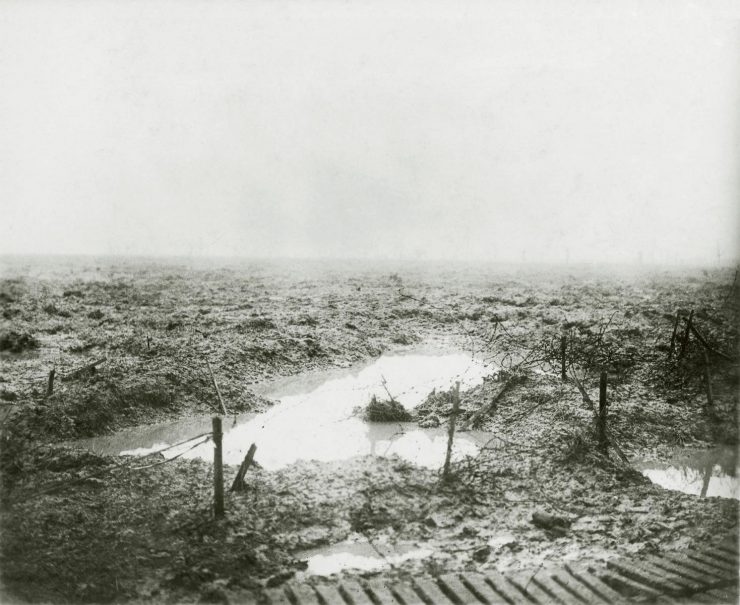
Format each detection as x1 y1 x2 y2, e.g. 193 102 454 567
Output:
0 257 738 604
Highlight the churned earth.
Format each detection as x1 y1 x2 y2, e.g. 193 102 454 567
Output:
0 257 737 603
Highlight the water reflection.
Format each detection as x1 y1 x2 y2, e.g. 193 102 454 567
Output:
633 446 738 500
298 541 434 575
76 350 494 469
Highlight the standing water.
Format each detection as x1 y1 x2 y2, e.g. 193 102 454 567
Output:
76 349 495 470
633 446 738 500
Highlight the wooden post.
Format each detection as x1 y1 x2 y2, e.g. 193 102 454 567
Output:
598 371 608 450
230 443 257 492
442 382 461 481
702 350 714 414
560 335 567 381
46 368 55 397
207 360 228 415
699 458 713 498
212 417 224 519
678 310 694 359
667 311 680 360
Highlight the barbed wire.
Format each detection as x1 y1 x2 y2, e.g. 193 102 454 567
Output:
5 429 214 503
125 435 211 471
7 271 737 518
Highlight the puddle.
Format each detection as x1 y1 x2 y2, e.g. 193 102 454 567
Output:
76 349 494 470
632 446 739 500
298 540 434 575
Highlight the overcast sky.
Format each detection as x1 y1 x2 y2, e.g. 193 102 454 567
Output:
1 0 738 264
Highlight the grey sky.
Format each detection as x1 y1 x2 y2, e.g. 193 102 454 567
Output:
1 0 738 264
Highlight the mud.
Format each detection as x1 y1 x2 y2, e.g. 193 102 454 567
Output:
1 258 737 603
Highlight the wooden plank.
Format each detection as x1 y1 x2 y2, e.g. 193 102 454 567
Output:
687 551 738 574
533 573 583 604
483 571 534 604
460 573 510 605
549 569 610 604
413 578 456 605
642 559 705 592
508 571 559 604
687 593 721 604
687 550 737 572
365 580 400 605
660 553 728 582
598 569 663 600
438 573 483 604
700 547 738 565
315 584 349 605
606 559 688 594
645 555 717 588
390 581 426 605
654 597 682 605
339 581 374 605
713 542 739 558
564 565 625 604
289 583 321 605
627 559 701 592
706 586 740 601
264 587 292 605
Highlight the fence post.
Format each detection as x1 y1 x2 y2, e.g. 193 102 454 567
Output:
598 371 608 450
560 335 567 381
667 311 680 360
442 382 461 482
702 350 714 415
46 368 55 397
212 417 224 519
678 310 694 359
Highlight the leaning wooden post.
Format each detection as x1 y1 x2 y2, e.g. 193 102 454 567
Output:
212 417 225 519
598 371 608 450
667 311 680 360
560 335 567 381
442 382 461 482
46 368 55 397
230 443 257 492
678 310 694 359
702 350 714 415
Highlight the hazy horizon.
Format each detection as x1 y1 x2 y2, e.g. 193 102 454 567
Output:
1 251 736 271
2 0 739 265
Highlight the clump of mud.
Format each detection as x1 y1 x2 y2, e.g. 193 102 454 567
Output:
363 394 412 422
